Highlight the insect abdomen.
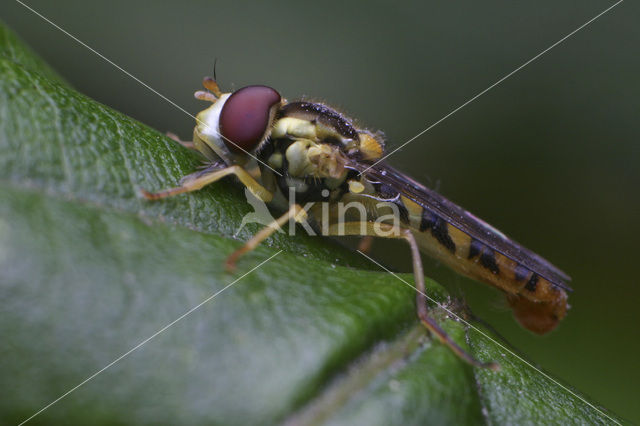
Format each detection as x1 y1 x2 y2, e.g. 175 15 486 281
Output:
398 195 568 334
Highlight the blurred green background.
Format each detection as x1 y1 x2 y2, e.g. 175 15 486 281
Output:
1 0 638 422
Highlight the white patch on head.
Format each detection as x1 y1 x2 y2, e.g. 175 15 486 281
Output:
197 93 230 141
195 93 233 162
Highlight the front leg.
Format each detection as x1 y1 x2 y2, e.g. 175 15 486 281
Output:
166 131 196 150
225 204 308 271
141 164 273 203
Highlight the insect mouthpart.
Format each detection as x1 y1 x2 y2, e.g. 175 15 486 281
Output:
307 144 347 179
285 140 347 179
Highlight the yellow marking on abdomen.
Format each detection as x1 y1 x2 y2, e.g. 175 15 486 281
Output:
406 212 567 334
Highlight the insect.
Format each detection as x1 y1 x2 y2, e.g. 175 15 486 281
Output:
141 76 571 369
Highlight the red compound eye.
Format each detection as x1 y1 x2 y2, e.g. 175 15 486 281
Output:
219 85 281 153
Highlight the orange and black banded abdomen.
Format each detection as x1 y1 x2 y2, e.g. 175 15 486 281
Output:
397 195 568 334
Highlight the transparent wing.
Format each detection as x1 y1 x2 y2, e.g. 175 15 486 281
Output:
352 161 572 291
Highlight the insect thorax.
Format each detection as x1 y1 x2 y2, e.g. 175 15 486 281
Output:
258 136 355 204
258 101 384 204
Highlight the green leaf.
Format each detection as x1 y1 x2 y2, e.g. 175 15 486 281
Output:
0 23 65 84
0 24 621 425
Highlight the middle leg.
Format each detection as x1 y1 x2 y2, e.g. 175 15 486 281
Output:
329 221 498 370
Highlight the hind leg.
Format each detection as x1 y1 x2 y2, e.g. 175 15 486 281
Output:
328 221 498 370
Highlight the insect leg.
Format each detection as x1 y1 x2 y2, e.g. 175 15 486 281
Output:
141 164 273 203
328 221 498 370
401 227 499 370
166 131 196 150
226 204 308 271
357 236 374 254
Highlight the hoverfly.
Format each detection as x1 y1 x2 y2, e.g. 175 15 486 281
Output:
142 77 571 369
